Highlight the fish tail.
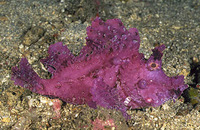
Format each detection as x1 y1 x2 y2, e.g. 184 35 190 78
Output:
11 58 43 93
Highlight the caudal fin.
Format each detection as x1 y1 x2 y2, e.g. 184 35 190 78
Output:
11 58 42 93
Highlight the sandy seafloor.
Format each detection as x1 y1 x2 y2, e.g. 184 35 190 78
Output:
0 0 200 129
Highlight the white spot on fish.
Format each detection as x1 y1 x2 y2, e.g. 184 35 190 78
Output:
124 97 131 106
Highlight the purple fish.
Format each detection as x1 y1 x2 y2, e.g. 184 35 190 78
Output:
11 17 188 118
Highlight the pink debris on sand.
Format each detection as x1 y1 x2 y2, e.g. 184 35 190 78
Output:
51 99 62 119
11 17 188 119
92 119 116 130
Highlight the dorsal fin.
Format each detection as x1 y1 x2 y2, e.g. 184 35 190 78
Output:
41 42 75 76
